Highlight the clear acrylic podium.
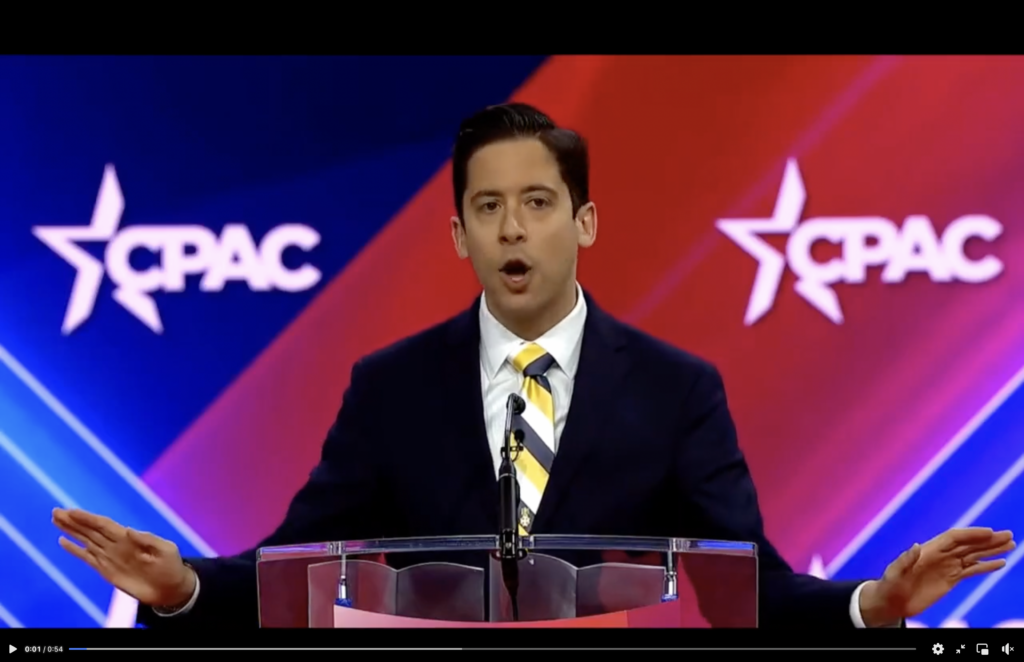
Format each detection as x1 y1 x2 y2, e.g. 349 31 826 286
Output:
255 535 757 628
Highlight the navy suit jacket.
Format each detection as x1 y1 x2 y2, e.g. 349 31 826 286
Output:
137 292 863 628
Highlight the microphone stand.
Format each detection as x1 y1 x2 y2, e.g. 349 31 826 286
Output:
497 394 527 621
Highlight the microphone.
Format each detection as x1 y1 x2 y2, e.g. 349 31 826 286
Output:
498 393 526 621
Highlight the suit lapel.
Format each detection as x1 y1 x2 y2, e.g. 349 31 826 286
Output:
440 297 499 527
533 293 630 530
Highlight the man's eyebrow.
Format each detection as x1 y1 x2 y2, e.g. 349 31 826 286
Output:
469 185 558 201
521 184 557 195
469 189 503 201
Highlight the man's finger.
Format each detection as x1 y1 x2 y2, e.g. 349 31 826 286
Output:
58 536 97 566
960 558 1007 579
948 531 1014 557
59 509 107 534
53 520 97 551
938 527 1002 552
53 515 109 551
67 509 123 543
963 540 1017 565
52 509 79 529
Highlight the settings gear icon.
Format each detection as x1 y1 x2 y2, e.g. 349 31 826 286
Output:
933 643 944 655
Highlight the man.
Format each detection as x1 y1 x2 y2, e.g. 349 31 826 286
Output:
54 103 1014 629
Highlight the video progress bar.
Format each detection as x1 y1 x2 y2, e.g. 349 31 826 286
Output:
61 651 913 655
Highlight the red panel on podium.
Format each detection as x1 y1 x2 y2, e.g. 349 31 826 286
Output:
333 598 681 627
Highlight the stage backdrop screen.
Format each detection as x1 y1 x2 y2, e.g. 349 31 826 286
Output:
0 55 1020 629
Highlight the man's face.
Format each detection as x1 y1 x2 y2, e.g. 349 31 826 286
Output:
451 138 596 325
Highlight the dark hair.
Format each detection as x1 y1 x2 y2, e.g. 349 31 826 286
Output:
452 103 589 220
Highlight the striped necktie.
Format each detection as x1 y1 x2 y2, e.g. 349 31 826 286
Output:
509 343 557 535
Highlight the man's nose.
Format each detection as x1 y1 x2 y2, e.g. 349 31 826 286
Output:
499 212 526 243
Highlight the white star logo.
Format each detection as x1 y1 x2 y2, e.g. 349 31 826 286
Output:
32 165 164 334
715 158 842 325
32 165 133 334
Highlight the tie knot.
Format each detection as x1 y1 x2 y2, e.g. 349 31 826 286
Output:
511 343 555 377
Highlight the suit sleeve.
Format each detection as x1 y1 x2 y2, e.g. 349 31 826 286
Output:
672 363 863 628
137 358 391 629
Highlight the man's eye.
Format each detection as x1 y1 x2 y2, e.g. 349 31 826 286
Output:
527 198 549 208
481 202 499 212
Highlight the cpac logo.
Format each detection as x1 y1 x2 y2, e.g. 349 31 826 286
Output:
716 159 1004 325
33 165 322 334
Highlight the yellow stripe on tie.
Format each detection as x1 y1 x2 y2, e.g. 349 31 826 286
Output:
523 379 554 422
514 446 549 494
518 524 528 536
512 344 548 373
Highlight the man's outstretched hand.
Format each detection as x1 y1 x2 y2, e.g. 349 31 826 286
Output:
859 527 1015 627
52 508 196 609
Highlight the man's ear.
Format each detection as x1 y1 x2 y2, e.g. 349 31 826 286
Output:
451 216 469 259
575 202 597 248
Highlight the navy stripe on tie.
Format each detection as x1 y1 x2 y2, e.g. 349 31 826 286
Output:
523 353 556 378
513 412 555 473
533 373 552 394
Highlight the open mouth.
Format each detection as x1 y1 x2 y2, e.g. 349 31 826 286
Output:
499 259 532 285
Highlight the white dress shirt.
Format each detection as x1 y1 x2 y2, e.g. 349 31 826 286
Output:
162 282 878 626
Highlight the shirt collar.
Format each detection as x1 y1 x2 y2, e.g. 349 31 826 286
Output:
479 283 587 381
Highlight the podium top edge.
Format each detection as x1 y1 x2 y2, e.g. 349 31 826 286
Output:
256 534 757 561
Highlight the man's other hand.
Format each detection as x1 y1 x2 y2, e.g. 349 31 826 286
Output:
52 508 196 609
859 527 1015 627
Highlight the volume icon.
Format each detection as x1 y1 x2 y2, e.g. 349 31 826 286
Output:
1002 644 1013 655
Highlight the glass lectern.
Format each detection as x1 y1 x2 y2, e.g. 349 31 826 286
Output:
255 535 757 628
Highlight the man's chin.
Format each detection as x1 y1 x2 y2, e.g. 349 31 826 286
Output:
490 290 535 311
485 287 540 317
